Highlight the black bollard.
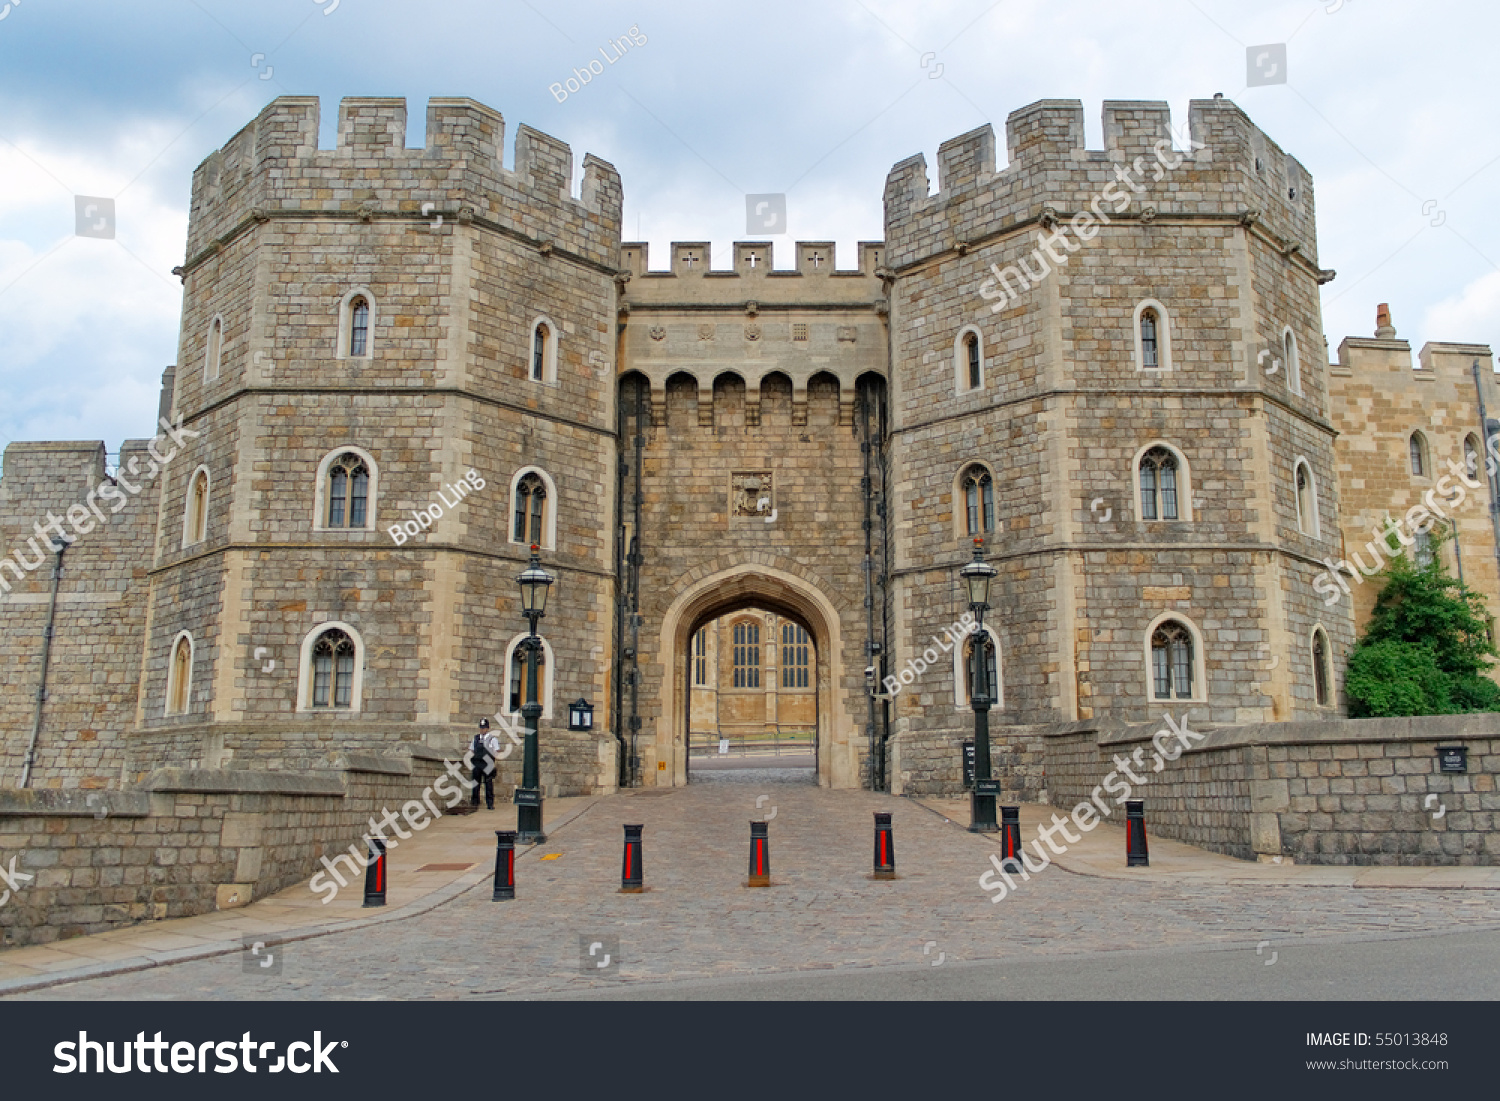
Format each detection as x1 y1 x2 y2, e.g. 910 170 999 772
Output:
747 820 770 887
1125 800 1150 867
362 838 387 907
873 812 895 880
1000 806 1023 873
492 830 517 900
621 824 644 893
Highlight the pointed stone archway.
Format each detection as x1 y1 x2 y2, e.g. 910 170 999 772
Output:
654 564 859 788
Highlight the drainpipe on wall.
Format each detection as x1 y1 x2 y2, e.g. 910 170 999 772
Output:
627 378 645 786
21 543 66 788
860 383 880 789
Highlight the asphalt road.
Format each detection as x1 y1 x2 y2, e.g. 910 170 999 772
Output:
552 926 1500 1000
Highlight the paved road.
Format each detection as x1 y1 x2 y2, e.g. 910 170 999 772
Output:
11 783 1500 1001
559 927 1500 1000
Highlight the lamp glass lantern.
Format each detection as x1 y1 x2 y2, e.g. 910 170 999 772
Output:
517 546 554 618
569 698 594 731
960 541 997 609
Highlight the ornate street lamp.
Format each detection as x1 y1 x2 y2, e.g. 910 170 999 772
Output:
515 545 554 844
960 538 999 833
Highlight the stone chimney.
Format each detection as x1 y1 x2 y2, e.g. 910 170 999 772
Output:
1375 302 1396 338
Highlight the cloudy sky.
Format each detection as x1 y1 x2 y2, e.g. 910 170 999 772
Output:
1 0 1496 454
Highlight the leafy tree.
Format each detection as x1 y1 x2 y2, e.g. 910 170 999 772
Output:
1345 528 1500 717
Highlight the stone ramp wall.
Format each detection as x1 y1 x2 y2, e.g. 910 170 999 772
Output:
1040 713 1500 865
889 720 1046 804
0 747 457 948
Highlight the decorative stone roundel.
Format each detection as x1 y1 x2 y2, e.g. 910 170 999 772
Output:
649 326 666 341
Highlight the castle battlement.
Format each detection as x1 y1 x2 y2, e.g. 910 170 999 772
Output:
620 240 885 281
184 95 623 271
618 241 886 308
883 97 1318 273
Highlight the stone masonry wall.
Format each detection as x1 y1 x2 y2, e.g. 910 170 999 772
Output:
1042 713 1500 864
0 439 161 789
0 747 457 947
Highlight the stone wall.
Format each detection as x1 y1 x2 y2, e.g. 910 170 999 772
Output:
0 747 458 947
1327 328 1500 642
883 98 1353 762
0 438 161 788
1040 713 1500 864
890 722 1047 803
617 241 888 788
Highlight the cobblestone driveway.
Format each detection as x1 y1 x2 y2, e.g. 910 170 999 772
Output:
14 782 1500 1000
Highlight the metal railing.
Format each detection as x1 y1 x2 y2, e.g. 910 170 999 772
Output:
688 733 815 759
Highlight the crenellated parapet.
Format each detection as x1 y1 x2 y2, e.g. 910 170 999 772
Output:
183 95 623 273
883 97 1322 276
618 240 886 306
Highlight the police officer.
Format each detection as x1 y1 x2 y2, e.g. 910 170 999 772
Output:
470 718 500 809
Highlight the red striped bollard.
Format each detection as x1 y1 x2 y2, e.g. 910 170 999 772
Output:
1125 800 1149 867
492 830 517 900
999 806 1023 873
873 812 895 880
362 838 387 907
747 820 770 887
621 824 644 893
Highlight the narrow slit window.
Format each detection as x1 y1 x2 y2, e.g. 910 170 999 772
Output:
349 297 370 357
1140 310 1160 368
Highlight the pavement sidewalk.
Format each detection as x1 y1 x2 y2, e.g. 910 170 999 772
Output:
0 795 600 995
5 790 1498 997
913 797 1500 890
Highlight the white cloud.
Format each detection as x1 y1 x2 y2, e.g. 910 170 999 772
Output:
1423 272 1500 353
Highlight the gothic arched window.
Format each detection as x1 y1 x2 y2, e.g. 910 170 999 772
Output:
962 465 995 536
1151 620 1194 701
311 628 357 709
513 473 547 545
326 452 370 529
1139 446 1180 521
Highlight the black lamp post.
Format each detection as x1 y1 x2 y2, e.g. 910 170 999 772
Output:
960 538 999 833
515 545 554 844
